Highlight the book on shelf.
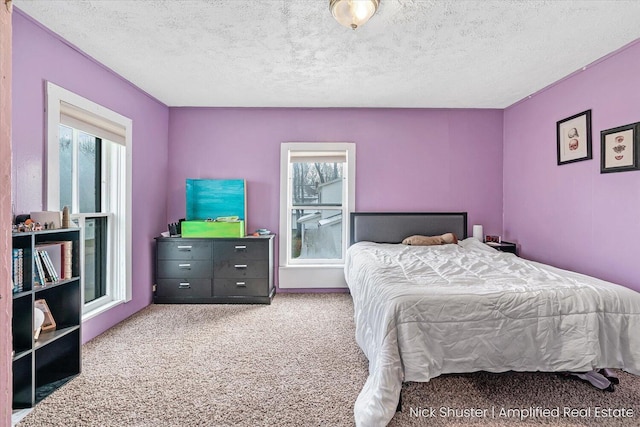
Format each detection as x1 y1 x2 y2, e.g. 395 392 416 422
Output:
32 241 74 286
12 248 24 293
37 241 73 280
61 240 73 279
40 250 59 282
34 250 47 286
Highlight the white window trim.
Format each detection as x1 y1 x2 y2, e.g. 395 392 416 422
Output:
45 82 132 319
279 142 355 289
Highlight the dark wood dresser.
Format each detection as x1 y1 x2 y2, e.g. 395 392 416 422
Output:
154 235 274 304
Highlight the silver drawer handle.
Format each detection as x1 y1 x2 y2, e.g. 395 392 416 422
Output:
178 263 191 269
234 264 247 269
177 245 192 250
234 245 247 251
178 282 191 289
236 281 246 287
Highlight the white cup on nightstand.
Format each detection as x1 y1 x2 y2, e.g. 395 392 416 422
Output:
472 225 483 241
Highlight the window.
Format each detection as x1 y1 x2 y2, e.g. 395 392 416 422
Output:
279 143 355 289
59 125 107 304
46 82 132 319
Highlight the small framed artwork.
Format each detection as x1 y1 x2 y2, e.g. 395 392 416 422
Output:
34 299 57 333
601 123 640 173
557 110 592 165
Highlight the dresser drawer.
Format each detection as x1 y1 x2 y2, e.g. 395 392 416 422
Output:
157 260 212 278
156 279 212 298
214 260 269 278
215 240 267 261
157 240 212 260
214 278 267 297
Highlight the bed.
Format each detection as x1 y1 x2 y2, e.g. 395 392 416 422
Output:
345 212 640 427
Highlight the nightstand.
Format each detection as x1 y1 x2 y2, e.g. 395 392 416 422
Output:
486 241 517 256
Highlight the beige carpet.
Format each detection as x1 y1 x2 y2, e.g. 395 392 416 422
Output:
18 294 640 426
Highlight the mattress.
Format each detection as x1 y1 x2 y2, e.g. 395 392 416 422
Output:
344 238 640 427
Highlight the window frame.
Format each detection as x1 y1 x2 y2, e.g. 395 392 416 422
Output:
279 142 355 289
45 82 132 320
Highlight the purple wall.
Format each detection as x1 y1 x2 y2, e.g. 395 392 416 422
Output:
12 6 505 341
504 39 640 292
9 5 640 410
168 107 505 290
12 10 170 342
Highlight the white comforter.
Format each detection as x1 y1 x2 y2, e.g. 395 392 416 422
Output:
344 239 640 427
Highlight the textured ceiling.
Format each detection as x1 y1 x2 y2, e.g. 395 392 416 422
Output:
14 0 640 108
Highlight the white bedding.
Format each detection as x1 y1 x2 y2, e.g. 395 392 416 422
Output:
344 238 640 427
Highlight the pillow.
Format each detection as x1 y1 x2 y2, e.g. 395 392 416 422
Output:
402 232 458 246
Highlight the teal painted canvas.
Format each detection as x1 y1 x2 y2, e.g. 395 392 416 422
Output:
186 179 246 221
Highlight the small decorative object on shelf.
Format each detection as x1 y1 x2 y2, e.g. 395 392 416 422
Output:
34 299 56 333
31 211 62 230
62 205 70 228
33 307 45 340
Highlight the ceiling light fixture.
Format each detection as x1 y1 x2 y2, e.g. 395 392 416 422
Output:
330 0 379 30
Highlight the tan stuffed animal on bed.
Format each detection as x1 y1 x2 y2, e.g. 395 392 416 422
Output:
402 232 458 246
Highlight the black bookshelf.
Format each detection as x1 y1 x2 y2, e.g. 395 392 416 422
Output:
11 228 81 408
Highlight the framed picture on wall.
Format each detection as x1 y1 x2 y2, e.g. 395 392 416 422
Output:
557 110 592 165
600 122 640 173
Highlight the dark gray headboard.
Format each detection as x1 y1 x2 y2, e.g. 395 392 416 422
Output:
350 212 468 245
